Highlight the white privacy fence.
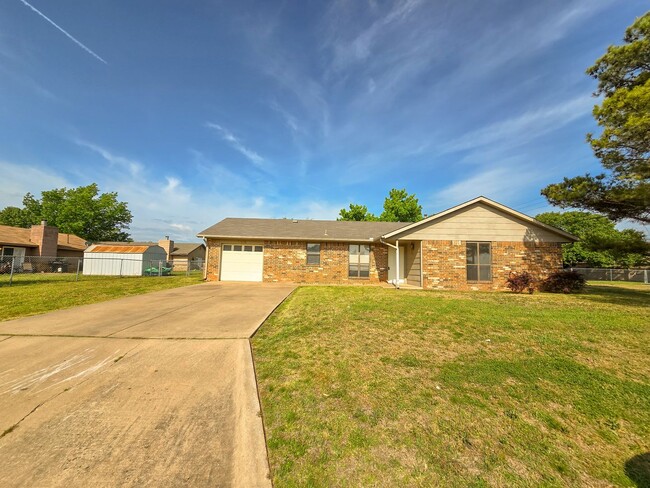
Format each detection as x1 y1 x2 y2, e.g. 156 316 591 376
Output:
569 267 649 284
0 255 204 286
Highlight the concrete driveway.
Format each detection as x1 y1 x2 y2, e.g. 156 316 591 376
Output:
0 282 295 487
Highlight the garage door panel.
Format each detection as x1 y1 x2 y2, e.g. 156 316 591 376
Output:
220 246 263 282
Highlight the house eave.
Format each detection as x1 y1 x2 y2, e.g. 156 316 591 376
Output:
197 234 380 243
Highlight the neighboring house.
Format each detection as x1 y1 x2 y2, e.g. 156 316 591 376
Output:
156 237 206 271
83 243 168 276
197 196 578 291
0 221 87 262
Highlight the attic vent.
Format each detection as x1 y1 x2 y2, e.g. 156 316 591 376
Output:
292 219 298 223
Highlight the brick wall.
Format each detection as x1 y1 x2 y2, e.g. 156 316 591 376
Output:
421 240 563 291
204 239 388 284
205 238 222 280
205 238 562 289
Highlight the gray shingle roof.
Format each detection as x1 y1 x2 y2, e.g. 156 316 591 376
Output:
171 243 205 256
197 218 410 242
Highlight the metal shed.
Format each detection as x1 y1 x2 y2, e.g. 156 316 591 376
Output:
83 244 168 276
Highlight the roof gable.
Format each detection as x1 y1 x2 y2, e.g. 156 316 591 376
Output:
382 196 578 242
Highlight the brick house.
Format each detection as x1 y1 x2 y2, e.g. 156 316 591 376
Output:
0 221 87 260
156 238 206 271
197 196 577 290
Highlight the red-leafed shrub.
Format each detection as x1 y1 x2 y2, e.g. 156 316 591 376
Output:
540 270 586 293
506 272 537 294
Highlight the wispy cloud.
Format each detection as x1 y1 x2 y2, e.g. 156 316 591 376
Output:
0 160 70 207
205 122 268 170
17 0 108 64
441 94 593 154
431 163 546 211
74 140 143 177
447 0 615 83
326 0 424 71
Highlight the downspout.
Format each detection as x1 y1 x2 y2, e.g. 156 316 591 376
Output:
202 237 209 281
380 237 400 289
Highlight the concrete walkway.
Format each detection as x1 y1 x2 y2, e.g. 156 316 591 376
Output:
0 282 295 487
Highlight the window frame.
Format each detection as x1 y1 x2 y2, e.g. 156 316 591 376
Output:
306 243 321 266
1 247 15 257
348 243 370 279
466 241 492 283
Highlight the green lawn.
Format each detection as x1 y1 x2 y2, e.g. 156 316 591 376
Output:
252 283 650 487
0 273 203 321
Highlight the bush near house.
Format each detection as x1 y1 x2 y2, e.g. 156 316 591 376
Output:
506 271 537 294
540 270 587 294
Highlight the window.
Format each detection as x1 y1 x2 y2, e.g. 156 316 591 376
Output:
224 244 262 252
306 243 320 265
349 244 370 278
1 247 14 257
466 242 491 282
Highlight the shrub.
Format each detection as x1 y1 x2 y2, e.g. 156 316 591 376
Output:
506 272 536 294
540 270 586 293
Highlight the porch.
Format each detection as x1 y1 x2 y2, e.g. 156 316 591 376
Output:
384 240 422 288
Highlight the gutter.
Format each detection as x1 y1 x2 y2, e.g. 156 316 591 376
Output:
196 235 385 243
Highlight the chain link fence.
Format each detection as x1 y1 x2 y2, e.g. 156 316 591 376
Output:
569 267 649 284
0 255 205 286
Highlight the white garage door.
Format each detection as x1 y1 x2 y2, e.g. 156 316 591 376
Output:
220 244 264 282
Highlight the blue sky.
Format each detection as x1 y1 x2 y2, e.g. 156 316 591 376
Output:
0 0 647 241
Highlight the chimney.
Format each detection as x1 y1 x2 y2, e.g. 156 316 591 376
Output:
30 221 59 257
158 237 174 260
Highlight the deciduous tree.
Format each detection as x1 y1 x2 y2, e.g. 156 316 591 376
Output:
338 203 377 221
536 211 648 267
338 188 423 223
0 184 133 242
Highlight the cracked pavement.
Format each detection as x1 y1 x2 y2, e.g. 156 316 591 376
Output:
0 282 295 487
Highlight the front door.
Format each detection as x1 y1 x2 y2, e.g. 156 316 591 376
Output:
387 246 406 284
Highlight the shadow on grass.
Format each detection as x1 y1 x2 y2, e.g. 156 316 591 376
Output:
574 284 650 308
625 452 650 487
0 278 80 288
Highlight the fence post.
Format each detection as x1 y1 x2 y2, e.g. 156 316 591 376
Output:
158 260 162 277
76 259 82 281
119 258 124 278
9 256 15 287
645 269 648 285
609 268 613 281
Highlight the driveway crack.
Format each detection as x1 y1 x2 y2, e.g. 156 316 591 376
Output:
1 396 56 439
0 343 141 439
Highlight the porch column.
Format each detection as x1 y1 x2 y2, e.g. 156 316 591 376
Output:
395 240 400 289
